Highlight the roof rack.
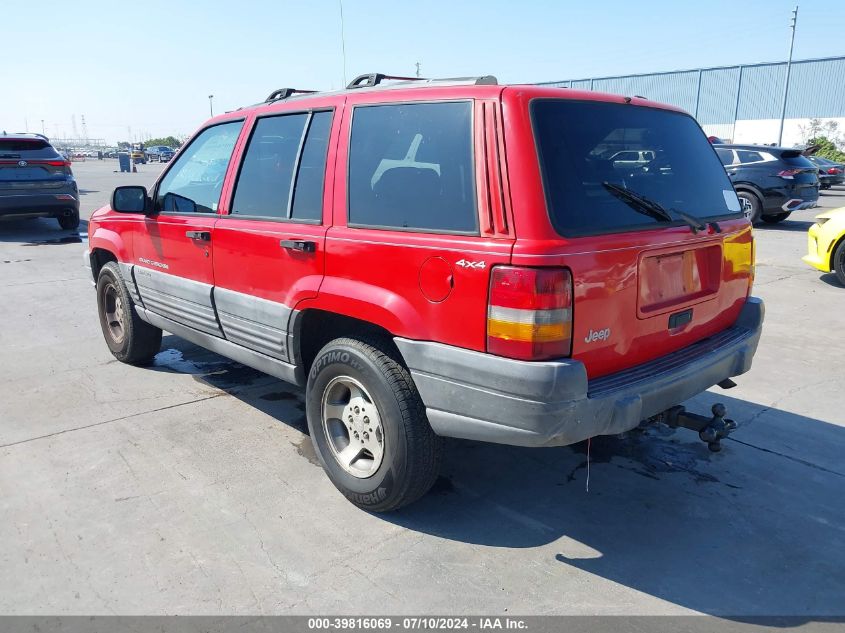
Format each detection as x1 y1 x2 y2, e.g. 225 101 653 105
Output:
264 88 317 103
346 73 422 89
346 73 498 90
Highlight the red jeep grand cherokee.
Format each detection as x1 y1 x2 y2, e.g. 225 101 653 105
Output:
85 74 763 511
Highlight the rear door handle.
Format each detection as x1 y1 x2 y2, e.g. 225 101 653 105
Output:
186 230 211 241
280 239 316 253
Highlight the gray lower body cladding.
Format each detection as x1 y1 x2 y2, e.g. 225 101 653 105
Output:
214 287 291 361
395 297 764 448
133 267 221 337
123 265 296 364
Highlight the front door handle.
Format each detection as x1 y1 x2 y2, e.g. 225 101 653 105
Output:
280 239 316 253
186 230 211 242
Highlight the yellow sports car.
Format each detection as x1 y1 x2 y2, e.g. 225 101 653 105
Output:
803 207 845 286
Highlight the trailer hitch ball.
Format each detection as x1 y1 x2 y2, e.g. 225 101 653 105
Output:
699 403 737 452
657 403 738 452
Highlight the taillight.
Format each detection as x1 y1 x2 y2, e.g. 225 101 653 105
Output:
828 167 841 175
777 169 801 179
487 266 572 361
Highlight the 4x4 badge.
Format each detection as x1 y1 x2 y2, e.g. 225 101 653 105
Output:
455 259 486 270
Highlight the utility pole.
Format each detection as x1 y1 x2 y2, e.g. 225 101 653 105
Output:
41 120 45 135
415 62 421 78
208 94 214 117
777 5 798 146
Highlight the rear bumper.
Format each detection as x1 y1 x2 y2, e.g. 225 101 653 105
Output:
760 183 818 214
396 297 764 447
0 191 79 217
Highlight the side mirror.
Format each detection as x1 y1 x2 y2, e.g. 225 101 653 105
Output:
112 186 151 213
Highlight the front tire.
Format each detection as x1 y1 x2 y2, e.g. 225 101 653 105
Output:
96 262 162 364
306 336 442 512
762 212 790 224
737 191 762 224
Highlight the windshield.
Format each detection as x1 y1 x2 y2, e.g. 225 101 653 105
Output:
531 99 741 236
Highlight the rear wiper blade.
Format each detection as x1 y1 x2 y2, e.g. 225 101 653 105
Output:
673 209 708 233
602 181 673 223
602 181 712 234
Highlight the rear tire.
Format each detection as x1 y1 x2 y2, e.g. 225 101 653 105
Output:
736 191 762 224
96 262 162 364
305 335 442 512
833 240 845 287
57 210 80 231
762 212 790 224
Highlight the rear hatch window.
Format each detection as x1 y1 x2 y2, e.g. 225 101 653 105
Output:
0 139 68 187
531 100 741 237
0 139 51 154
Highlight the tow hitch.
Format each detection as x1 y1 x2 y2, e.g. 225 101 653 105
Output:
647 403 738 452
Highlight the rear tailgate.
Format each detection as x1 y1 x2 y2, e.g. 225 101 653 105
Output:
564 224 753 378
778 150 819 199
0 139 72 192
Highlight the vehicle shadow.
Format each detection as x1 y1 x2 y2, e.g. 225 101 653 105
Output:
819 272 844 288
0 217 89 243
149 335 309 435
753 219 814 232
146 335 845 618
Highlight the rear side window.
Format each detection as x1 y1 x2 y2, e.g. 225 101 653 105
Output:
292 111 332 221
348 102 477 233
231 110 332 222
715 148 734 165
232 114 308 218
532 100 740 237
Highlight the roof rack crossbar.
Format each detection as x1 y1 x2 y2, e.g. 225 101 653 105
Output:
346 73 424 89
265 88 318 103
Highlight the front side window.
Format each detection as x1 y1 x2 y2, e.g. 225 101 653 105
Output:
348 102 477 233
156 121 243 213
532 100 741 236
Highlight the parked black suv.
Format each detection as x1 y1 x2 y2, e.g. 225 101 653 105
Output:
714 144 818 224
0 133 80 229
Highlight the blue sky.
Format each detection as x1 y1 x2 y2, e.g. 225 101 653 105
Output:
3 0 843 143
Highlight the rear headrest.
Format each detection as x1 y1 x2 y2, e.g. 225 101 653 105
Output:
374 167 440 200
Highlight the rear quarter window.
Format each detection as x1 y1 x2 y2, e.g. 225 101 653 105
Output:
347 101 477 234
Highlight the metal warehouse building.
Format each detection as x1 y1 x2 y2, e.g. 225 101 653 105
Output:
540 55 845 147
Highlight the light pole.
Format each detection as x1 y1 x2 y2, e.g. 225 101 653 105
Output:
777 5 798 146
208 94 214 117
41 119 45 135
